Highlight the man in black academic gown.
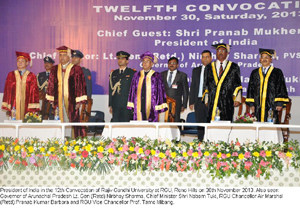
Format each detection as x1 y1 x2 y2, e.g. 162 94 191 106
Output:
204 43 242 122
109 51 136 122
246 48 289 123
161 57 189 122
189 50 212 140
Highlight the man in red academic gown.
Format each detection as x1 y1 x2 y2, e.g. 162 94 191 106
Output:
46 46 87 137
2 51 40 120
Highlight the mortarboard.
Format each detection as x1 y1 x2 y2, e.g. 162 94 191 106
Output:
211 43 231 53
140 51 158 64
16 51 32 67
259 48 277 59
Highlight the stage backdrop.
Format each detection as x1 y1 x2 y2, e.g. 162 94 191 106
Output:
0 0 300 95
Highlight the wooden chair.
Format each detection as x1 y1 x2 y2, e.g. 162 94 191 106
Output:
80 97 93 122
164 96 176 122
39 90 45 115
39 90 52 120
278 98 292 143
238 96 250 116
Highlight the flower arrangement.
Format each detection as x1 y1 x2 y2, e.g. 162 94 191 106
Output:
234 113 257 123
0 136 299 180
23 112 42 123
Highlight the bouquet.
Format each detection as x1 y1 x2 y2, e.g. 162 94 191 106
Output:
23 112 42 123
234 113 257 123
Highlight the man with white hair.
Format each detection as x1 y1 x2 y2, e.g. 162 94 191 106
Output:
46 45 87 137
127 51 167 122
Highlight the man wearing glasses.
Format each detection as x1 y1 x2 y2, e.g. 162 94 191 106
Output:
161 57 189 122
246 48 289 123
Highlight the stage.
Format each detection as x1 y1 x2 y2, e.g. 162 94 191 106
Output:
1 123 300 188
1 165 300 187
0 121 295 143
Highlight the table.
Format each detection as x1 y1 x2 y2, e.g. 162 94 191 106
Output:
0 120 71 142
101 122 180 140
0 122 298 143
207 122 284 143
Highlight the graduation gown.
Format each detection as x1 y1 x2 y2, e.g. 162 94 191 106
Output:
46 63 87 137
127 69 168 122
204 61 242 121
246 66 289 122
2 70 40 120
82 67 92 98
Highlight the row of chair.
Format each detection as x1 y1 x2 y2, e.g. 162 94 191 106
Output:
177 97 292 142
84 96 292 139
39 91 105 136
39 91 292 140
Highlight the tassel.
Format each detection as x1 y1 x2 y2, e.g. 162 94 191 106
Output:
153 56 158 64
67 48 71 58
273 50 277 60
226 44 230 53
